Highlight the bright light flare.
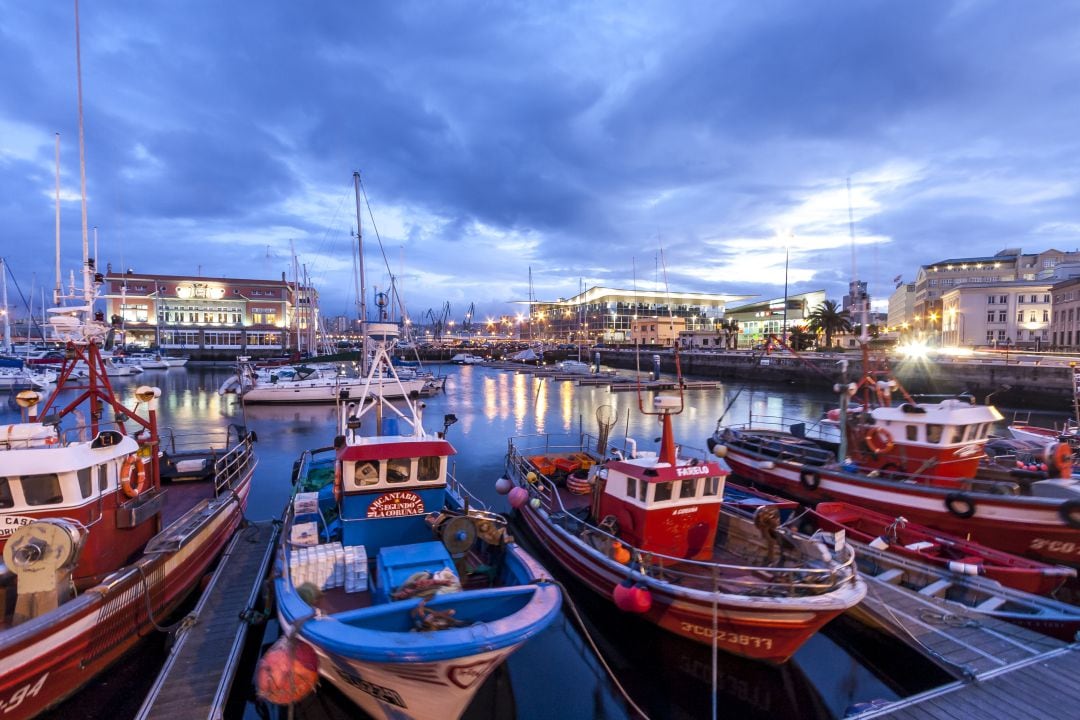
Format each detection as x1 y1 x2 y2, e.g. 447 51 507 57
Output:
898 341 931 359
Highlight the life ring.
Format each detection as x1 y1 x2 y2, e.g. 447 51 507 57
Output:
1059 500 1080 529
120 455 148 498
944 492 976 519
1046 442 1074 479
865 427 894 455
799 467 821 490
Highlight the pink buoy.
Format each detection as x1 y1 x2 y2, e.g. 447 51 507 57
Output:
255 636 319 705
508 486 529 509
495 476 513 495
612 579 652 614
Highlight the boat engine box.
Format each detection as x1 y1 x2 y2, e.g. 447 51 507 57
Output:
374 541 456 604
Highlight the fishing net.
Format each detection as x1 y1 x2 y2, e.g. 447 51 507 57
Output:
596 404 616 455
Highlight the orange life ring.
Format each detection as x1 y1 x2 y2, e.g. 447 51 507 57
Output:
865 427 894 455
1047 441 1074 479
120 455 148 498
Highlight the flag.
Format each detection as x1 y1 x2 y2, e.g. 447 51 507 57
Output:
892 274 902 283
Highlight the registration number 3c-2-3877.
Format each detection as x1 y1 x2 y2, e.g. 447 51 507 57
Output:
679 623 773 649
0 674 48 715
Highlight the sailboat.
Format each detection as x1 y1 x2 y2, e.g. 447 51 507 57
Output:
265 173 561 720
0 5 257 716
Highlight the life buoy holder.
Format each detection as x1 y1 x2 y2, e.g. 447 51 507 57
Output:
799 467 821 490
120 455 148 498
1059 500 1080 529
865 427 894 455
944 492 976 519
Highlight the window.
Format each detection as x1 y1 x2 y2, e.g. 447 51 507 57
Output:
1018 311 1025 323
654 481 673 502
987 312 996 323
948 426 964 444
77 467 93 499
999 295 1008 304
418 456 441 481
98 464 108 492
679 478 698 499
926 425 943 444
626 477 637 498
998 329 1006 341
386 459 410 483
703 477 720 496
986 331 995 344
22 474 63 505
906 425 918 441
0 478 12 509
1044 294 1051 303
998 311 1007 322
354 461 379 486
1030 312 1037 323
987 296 996 304
1044 310 1050 322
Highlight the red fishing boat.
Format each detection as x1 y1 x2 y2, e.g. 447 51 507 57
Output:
503 390 866 664
810 501 1075 595
709 347 1080 567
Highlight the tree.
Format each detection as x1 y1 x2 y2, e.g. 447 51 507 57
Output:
716 319 740 349
787 325 815 351
807 300 852 349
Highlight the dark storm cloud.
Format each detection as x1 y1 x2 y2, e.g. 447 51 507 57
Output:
3 1 1080 319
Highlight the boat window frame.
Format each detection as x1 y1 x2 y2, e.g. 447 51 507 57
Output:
906 425 918 442
702 476 721 496
679 477 698 499
0 477 12 509
926 424 943 444
638 477 648 501
76 466 93 499
626 476 637 499
353 460 380 487
20 473 64 506
386 457 411 484
417 455 442 482
653 480 674 502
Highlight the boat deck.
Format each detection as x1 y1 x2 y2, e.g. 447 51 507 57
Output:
135 520 279 720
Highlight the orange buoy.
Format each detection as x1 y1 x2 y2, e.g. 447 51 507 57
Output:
610 541 631 564
255 635 319 705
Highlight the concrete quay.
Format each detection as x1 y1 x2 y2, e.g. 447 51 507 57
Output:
593 348 1078 411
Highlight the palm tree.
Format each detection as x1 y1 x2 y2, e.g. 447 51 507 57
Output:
787 325 815 351
807 300 852 349
716 319 740 349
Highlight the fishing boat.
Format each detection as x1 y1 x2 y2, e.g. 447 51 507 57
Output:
796 515 1080 642
502 392 866 664
266 174 561 720
0 299 257 720
809 501 1075 595
709 347 1080 567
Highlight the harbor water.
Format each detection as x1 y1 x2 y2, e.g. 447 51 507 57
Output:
9 363 992 719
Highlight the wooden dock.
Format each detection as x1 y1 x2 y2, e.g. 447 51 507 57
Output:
846 572 1080 718
135 519 279 720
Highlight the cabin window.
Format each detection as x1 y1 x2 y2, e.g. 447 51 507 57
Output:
22 474 63 506
962 425 975 442
0 478 12 509
948 426 964 444
76 467 93 499
418 456 441 482
680 478 698 499
638 479 647 501
703 477 720 496
354 461 379 487
654 481 673 502
906 425 918 442
98 464 109 491
926 424 943 443
626 477 637 498
386 459 410 484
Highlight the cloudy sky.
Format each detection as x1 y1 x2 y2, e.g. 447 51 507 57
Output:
2 1 1079 325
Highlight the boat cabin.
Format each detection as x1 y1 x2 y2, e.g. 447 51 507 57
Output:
336 437 457 551
595 455 728 560
861 399 1002 478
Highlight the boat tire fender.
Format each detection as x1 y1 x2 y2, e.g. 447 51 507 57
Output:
799 467 821 490
1059 500 1080 529
944 492 976 519
120 455 147 498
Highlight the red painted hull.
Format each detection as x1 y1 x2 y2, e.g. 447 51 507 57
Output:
721 445 1080 567
0 479 251 719
514 503 857 663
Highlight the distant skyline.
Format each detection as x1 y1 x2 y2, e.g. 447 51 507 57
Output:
2 2 1079 324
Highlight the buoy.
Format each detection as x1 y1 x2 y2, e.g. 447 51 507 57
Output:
529 497 542 509
255 635 319 705
495 476 513 495
712 444 728 458
508 486 529 509
611 541 631 564
613 579 652 613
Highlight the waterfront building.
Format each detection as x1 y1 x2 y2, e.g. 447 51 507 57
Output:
843 280 869 316
940 280 1052 350
102 270 314 358
724 290 825 346
887 282 916 335
629 316 686 346
525 286 751 344
1047 265 1080 350
914 248 1080 320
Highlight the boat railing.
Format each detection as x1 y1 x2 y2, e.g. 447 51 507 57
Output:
159 424 248 454
506 442 856 597
212 434 256 493
729 413 842 444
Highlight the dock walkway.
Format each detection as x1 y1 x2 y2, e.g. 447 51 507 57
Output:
848 572 1080 718
136 519 279 720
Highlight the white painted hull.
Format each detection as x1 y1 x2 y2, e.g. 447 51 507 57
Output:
241 376 426 403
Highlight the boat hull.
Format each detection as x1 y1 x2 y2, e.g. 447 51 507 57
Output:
513 502 856 663
0 474 252 720
720 444 1080 567
242 377 426 403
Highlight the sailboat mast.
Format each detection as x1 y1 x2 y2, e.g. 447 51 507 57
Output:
353 171 367 374
1 258 11 355
74 0 92 308
54 133 62 304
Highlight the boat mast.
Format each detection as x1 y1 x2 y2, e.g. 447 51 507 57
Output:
353 171 367 374
1 258 10 355
54 133 62 305
75 0 92 310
